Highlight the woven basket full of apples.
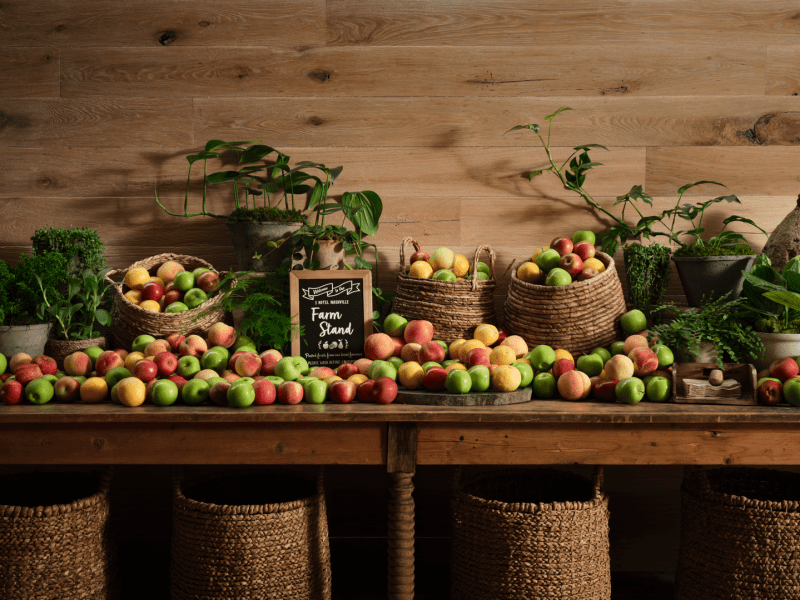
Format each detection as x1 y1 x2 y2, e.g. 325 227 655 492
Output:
503 231 626 355
106 253 229 350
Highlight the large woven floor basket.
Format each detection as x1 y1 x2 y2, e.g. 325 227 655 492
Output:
171 468 332 600
392 238 497 342
503 252 626 355
451 467 611 600
0 469 117 600
106 253 229 350
676 467 800 599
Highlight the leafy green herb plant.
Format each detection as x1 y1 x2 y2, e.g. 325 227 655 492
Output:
31 226 105 274
0 253 68 326
741 254 800 334
35 269 112 341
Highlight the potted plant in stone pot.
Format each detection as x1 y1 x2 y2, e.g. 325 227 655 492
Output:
155 140 337 272
0 253 69 358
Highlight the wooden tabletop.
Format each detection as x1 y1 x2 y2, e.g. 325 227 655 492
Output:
1 400 799 424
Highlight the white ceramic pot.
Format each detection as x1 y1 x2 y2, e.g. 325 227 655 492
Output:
754 332 800 370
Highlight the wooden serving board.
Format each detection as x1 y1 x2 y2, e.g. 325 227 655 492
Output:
396 387 533 406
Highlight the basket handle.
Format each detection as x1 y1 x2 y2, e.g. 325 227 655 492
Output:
105 267 125 286
399 237 422 271
470 245 496 291
591 466 605 499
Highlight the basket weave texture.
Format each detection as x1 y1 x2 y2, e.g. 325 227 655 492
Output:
392 238 497 343
676 467 800 600
502 251 626 355
451 467 611 600
171 468 332 600
105 253 229 350
45 336 106 370
0 469 118 600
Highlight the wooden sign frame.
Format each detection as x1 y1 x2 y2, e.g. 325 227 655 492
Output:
289 269 373 367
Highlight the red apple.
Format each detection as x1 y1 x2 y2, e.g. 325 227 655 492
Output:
423 366 448 392
410 250 431 263
356 380 375 402
573 241 596 261
253 379 276 405
15 363 43 385
95 350 124 377
558 253 583 278
552 358 575 379
337 363 359 379
758 379 783 406
142 282 165 302
196 271 220 294
495 328 509 346
165 333 186 352
550 237 574 257
32 355 58 376
0 380 24 405
577 267 600 281
769 357 799 382
54 376 81 403
153 351 178 378
329 380 357 404
372 377 399 404
592 378 619 402
167 374 188 393
133 359 159 383
164 290 182 306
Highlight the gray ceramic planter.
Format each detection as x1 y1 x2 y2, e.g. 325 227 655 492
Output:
672 255 757 307
226 220 303 272
0 323 53 358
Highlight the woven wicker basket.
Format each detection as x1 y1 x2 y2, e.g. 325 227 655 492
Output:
171 468 332 600
0 469 118 600
45 336 106 370
676 467 800 599
503 251 626 355
392 238 497 343
105 253 229 350
451 467 610 600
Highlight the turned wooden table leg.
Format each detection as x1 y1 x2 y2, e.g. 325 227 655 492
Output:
387 422 418 600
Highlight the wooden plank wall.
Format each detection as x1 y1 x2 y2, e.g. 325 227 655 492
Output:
2 0 800 587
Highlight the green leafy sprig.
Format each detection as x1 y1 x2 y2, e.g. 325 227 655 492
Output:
35 268 112 341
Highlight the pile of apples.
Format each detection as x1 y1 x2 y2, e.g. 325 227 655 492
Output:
122 259 220 314
756 357 800 406
405 247 491 282
517 230 606 286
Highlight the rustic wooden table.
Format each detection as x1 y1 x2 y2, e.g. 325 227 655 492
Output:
2 401 799 599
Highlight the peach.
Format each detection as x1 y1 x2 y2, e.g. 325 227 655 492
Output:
354 358 373 376
179 335 208 358
429 247 455 271
15 363 43 385
156 260 185 285
552 358 575 379
124 290 143 305
221 370 240 383
398 361 424 390
277 381 304 405
207 322 237 349
209 380 232 406
448 339 467 360
145 339 171 357
466 347 491 368
489 345 516 366
501 335 529 359
309 366 336 379
95 350 124 377
604 354 635 381
558 370 589 401
194 369 220 381
348 373 369 386
337 363 359 379
458 339 486 363
400 343 422 363
64 351 92 377
32 355 58 376
113 348 129 360
389 336 405 358
364 333 395 361
403 320 435 346
419 341 446 364
323 375 343 386
259 349 283 375
445 362 467 373
234 352 262 377
622 335 649 356
628 347 659 376
165 333 186 352
9 353 32 373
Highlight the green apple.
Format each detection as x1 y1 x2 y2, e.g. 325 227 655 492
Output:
74 375 87 384
576 354 604 377
422 361 441 373
305 379 328 404
42 374 58 385
209 345 230 363
476 262 491 276
653 345 675 368
645 375 672 403
526 345 556 372
206 376 225 388
230 377 255 388
475 271 490 281
177 355 201 379
173 271 195 293
545 267 572 286
25 378 54 405
230 335 256 353
445 370 472 394
590 347 612 365
192 267 210 278
183 288 208 310
532 372 557 399
442 360 459 368
620 309 647 335
298 376 319 389
182 378 210 405
266 376 284 386
616 377 645 404
387 356 404 371
467 365 491 392
572 230 596 245
535 249 561 273
201 348 227 372
131 335 156 354
369 360 398 381
383 313 408 337
433 269 457 282
784 378 800 407
165 302 189 313
105 366 132 388
227 382 255 408
274 356 309 381
151 379 179 406
513 362 534 388
0 353 7 375
757 376 781 388
609 341 626 356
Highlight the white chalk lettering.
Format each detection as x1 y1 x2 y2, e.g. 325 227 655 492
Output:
311 307 342 321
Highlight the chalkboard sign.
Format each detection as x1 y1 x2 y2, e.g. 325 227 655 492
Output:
290 270 373 368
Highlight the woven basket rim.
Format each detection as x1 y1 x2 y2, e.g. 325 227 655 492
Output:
174 468 324 516
511 251 616 292
0 468 112 518
46 335 107 346
685 466 800 511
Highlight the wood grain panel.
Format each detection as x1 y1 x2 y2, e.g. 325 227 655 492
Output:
0 147 644 200
0 99 192 147
327 0 800 46
767 45 800 95
646 147 800 196
0 422 385 464
196 96 800 148
61 44 765 98
0 49 59 98
416 423 800 465
0 0 325 47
